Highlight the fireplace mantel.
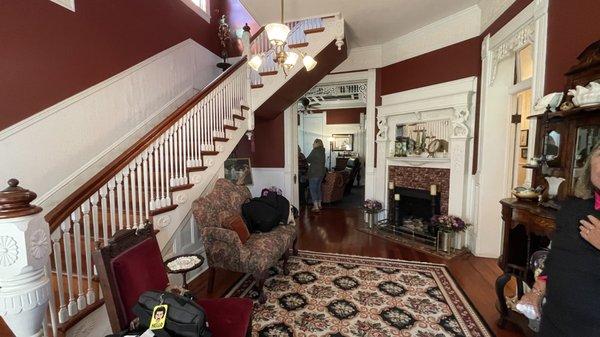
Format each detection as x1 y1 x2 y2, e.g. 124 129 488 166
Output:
375 77 477 237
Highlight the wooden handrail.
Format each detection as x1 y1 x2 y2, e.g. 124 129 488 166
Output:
249 26 265 43
45 56 248 230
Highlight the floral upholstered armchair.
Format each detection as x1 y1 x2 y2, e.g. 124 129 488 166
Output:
192 178 297 303
321 171 345 203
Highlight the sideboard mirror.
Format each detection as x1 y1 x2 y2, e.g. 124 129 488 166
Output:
571 126 600 189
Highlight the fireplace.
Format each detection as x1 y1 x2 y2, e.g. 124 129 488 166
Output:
394 187 440 221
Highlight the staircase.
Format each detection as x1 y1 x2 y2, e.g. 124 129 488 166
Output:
0 14 347 337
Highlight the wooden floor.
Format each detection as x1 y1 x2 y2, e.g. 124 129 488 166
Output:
196 206 525 337
1 206 525 337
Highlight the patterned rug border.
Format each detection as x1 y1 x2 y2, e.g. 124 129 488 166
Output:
227 250 496 337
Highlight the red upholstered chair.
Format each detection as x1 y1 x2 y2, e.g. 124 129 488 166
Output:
92 223 253 336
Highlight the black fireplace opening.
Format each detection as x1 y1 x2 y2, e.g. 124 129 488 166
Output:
394 187 441 221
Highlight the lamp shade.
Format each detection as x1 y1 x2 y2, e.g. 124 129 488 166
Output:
248 54 263 71
265 23 290 45
284 51 299 68
302 55 317 71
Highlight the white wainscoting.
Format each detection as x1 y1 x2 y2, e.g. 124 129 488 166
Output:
248 168 288 199
0 39 221 212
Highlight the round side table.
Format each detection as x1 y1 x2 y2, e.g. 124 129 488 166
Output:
164 254 205 289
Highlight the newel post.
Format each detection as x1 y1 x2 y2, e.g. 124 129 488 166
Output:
241 23 251 57
0 179 51 337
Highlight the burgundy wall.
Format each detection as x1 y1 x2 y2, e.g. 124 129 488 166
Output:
233 114 285 167
0 0 256 131
325 108 364 124
545 0 600 93
380 37 482 95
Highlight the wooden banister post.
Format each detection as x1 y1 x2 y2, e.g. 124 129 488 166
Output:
241 23 251 57
0 179 50 337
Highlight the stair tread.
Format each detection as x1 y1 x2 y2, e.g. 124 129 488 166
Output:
201 150 219 156
288 42 308 48
251 84 264 89
224 125 238 131
233 114 245 120
304 27 325 34
259 71 278 76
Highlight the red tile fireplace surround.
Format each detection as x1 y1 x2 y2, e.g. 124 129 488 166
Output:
388 166 450 215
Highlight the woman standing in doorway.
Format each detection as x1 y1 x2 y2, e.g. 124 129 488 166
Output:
306 139 326 212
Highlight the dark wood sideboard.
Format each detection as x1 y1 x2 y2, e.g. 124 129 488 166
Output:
496 40 600 334
496 199 554 334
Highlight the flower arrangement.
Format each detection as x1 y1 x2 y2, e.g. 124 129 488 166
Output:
363 199 383 214
430 215 469 233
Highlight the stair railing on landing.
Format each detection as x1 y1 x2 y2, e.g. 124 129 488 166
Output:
42 57 250 336
248 17 326 86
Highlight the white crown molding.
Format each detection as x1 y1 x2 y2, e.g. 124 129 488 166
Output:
478 0 517 32
381 5 481 67
0 39 199 141
50 0 75 11
333 5 481 72
332 45 383 72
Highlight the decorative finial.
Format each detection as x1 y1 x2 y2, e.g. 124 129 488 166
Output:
0 179 42 219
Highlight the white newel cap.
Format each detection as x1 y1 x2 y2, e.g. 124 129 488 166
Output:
0 179 50 337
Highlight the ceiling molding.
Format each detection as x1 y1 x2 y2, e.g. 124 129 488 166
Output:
479 0 517 32
333 5 481 72
50 0 75 11
381 4 481 66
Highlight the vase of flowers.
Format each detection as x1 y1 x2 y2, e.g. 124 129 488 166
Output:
363 199 383 228
430 215 470 252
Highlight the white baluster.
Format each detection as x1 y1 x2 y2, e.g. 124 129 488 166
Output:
178 122 184 184
123 169 131 229
173 128 180 186
136 157 144 224
45 260 58 337
142 151 150 219
91 192 100 243
99 185 109 245
107 179 116 236
52 228 68 323
159 136 169 206
71 210 86 310
148 150 155 210
61 219 77 317
153 143 161 204
129 163 137 228
115 173 124 230
81 202 95 305
168 129 175 186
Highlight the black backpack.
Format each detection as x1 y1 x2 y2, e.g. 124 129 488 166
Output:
242 192 290 233
132 291 211 337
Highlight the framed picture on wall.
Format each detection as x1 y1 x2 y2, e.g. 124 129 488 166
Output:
224 158 253 185
331 134 354 151
521 148 528 159
519 129 529 147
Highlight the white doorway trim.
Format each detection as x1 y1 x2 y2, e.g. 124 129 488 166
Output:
284 70 377 206
473 0 548 257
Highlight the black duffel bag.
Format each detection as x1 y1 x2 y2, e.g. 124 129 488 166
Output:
132 291 211 337
242 191 290 233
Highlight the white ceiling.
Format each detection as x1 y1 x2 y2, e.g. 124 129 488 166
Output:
240 0 480 47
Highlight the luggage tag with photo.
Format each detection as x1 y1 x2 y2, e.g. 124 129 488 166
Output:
149 304 168 330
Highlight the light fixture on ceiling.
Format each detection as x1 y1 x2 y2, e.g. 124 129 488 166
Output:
248 0 317 76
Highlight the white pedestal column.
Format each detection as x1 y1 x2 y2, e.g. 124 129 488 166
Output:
0 179 50 337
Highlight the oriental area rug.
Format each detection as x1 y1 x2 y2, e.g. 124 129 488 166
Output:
227 250 492 337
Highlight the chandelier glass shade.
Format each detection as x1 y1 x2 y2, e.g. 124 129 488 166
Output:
302 54 317 71
247 0 317 76
265 23 290 46
248 54 263 72
284 51 299 69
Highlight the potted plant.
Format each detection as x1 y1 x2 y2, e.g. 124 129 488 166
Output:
430 215 470 252
363 199 383 228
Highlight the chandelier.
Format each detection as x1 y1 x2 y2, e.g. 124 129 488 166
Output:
247 0 317 76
